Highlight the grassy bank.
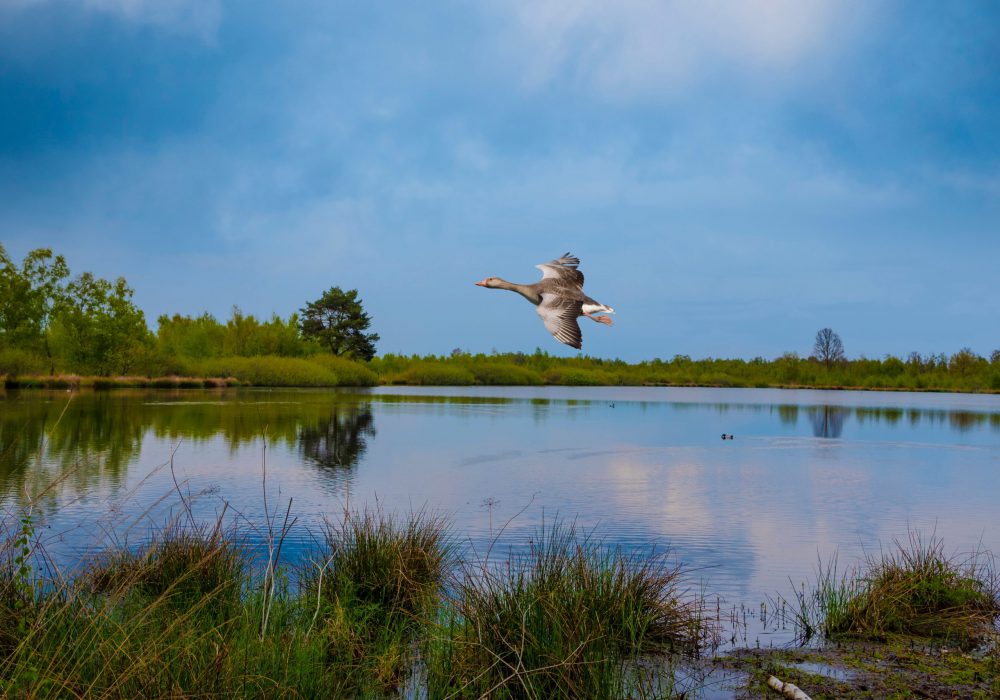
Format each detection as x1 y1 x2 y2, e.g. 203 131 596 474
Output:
1 354 380 389
5 349 1000 392
372 351 1000 393
2 495 998 698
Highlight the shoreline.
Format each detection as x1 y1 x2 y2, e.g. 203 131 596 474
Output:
3 373 999 395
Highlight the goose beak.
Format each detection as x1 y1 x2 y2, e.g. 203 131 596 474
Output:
475 279 487 287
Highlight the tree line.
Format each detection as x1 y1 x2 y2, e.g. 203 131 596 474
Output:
0 245 378 377
2 245 998 391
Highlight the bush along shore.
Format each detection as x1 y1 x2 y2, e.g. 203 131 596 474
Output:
4 348 1000 392
2 493 997 699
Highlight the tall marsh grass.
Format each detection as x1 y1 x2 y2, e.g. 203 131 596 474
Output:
425 521 714 699
0 498 717 698
790 532 1000 649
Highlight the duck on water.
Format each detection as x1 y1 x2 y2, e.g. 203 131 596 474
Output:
475 253 615 350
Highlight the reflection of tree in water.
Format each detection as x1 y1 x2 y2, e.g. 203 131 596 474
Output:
777 405 799 426
808 406 849 438
0 391 145 501
298 405 375 471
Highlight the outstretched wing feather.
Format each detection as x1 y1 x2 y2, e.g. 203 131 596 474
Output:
536 293 583 349
536 252 584 288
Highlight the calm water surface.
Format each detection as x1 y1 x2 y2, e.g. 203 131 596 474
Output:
3 385 998 647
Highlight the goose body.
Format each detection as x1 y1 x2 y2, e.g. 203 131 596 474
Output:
475 253 615 350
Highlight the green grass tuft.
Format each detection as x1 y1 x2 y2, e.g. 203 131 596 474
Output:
791 532 1000 649
425 520 713 698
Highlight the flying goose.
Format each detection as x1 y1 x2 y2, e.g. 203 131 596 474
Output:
475 253 615 350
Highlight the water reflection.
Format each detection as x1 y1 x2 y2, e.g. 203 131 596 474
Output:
768 403 998 438
1 387 997 505
299 406 375 471
2 385 999 651
0 392 145 499
0 389 385 501
808 406 849 438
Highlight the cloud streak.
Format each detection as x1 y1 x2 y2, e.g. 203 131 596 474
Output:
493 0 856 97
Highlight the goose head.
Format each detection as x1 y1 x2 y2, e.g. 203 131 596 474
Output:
475 277 501 288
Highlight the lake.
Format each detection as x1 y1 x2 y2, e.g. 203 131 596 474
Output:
2 385 998 647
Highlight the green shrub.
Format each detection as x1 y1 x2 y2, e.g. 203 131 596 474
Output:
543 368 613 386
0 349 46 377
193 356 339 387
398 363 475 386
307 355 379 386
470 363 544 385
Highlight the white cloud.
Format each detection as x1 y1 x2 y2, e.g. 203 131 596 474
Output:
8 0 221 41
492 0 854 98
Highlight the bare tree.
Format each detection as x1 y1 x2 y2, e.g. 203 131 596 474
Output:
813 328 845 368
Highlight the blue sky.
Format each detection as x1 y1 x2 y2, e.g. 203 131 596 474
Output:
1 1 998 362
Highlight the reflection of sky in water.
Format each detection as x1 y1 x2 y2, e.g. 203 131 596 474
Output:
2 386 998 646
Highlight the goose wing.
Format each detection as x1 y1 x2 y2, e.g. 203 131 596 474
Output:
536 292 583 349
536 252 584 289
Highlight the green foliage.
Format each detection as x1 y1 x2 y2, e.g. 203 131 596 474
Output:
299 287 380 361
155 312 227 359
469 363 544 385
2 245 998 392
88 524 245 621
314 507 452 624
544 367 616 385
791 533 1000 649
398 363 476 385
0 348 46 377
156 308 309 360
426 521 711 698
371 349 1000 392
191 356 339 387
0 246 69 361
176 355 374 387
49 273 152 375
306 354 379 386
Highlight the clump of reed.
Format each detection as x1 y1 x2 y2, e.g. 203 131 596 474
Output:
792 532 999 649
426 521 714 699
86 521 246 620
302 506 453 692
